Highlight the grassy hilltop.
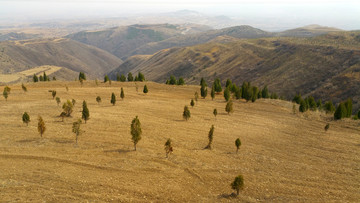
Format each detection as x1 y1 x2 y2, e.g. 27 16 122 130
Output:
0 81 359 202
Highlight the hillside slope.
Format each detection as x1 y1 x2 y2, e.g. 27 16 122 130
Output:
0 38 122 79
67 24 211 60
110 31 360 109
0 81 359 202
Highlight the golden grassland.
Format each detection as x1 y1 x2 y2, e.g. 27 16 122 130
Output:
0 81 359 202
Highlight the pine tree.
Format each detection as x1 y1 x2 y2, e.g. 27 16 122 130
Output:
116 73 121 81
190 99 195 108
120 87 125 100
183 105 191 121
200 84 207 99
21 83 27 92
210 85 215 100
213 108 217 117
128 72 133 81
224 87 230 102
235 88 241 100
205 125 214 149
299 99 307 112
200 77 207 87
231 175 244 196
178 77 185 85
131 116 142 151
37 116 46 137
22 112 30 126
120 74 126 82
33 74 39 82
213 78 222 93
225 79 232 88
143 85 148 94
72 119 82 144
334 102 347 120
56 97 61 106
96 96 101 104
104 75 110 83
79 72 86 80
111 93 116 105
251 86 259 102
292 94 302 104
262 85 269 98
345 98 352 118
225 100 234 114
169 75 177 85
317 99 323 110
308 96 317 111
82 100 90 123
164 138 173 158
137 72 145 81
52 90 56 99
235 138 241 153
39 75 43 81
43 72 48 81
324 101 335 114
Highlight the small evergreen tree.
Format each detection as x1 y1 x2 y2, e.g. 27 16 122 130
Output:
82 100 90 123
22 112 30 126
178 77 185 85
96 96 101 104
334 102 347 120
72 119 82 144
213 78 222 93
104 75 110 83
299 99 307 112
200 84 207 99
128 72 133 81
116 73 121 81
183 105 191 121
164 138 173 158
111 93 116 105
324 101 335 114
225 79 232 88
344 98 352 118
134 75 139 81
251 86 259 102
317 99 323 110
231 175 244 196
120 87 125 100
213 108 217 117
225 100 233 115
200 77 207 87
56 97 61 106
211 86 215 100
43 72 48 81
235 88 241 100
308 96 317 111
224 87 230 102
131 116 142 151
190 99 195 108
21 83 27 92
143 85 148 94
37 116 46 137
33 74 39 82
235 138 241 153
169 75 177 85
79 72 86 80
51 90 56 99
205 125 214 149
137 72 145 81
120 74 126 82
39 75 44 81
262 85 269 98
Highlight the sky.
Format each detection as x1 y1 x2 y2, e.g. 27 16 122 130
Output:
1 0 359 30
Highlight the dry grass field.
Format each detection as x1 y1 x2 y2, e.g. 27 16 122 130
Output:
0 81 359 202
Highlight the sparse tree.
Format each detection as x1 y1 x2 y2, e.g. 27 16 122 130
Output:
60 112 66 122
37 116 46 137
22 112 30 126
224 87 230 101
164 138 173 158
213 108 217 117
65 85 69 92
325 123 330 132
194 91 199 103
183 105 191 121
62 100 74 117
225 100 234 114
72 99 76 106
82 100 90 123
79 72 86 80
33 74 39 82
205 125 214 149
72 119 82 144
211 85 215 100
3 89 8 101
235 138 241 153
111 93 116 105
96 96 101 104
130 116 142 151
120 87 125 100
79 78 84 87
231 175 244 196
143 85 148 94
128 72 133 81
21 83 27 92
56 97 61 106
190 99 195 108
52 76 56 81
52 90 56 99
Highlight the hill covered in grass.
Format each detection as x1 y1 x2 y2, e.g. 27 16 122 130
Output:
110 31 360 110
0 81 359 202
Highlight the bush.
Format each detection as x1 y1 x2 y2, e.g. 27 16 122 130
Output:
56 97 61 106
213 108 217 117
190 99 195 107
22 112 30 126
164 138 173 158
62 100 74 117
143 85 148 94
231 175 244 196
96 96 101 104
183 106 191 121
235 138 241 153
72 119 82 144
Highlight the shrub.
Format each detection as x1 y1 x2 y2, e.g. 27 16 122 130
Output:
164 138 173 158
194 91 199 103
231 175 244 196
169 75 177 85
56 97 61 106
324 123 330 132
52 90 56 99
21 83 27 92
178 77 185 85
96 96 101 104
183 105 191 121
213 108 217 117
104 75 110 83
190 99 195 108
131 116 142 151
143 85 148 94
33 74 39 82
22 112 30 126
79 72 86 80
235 138 241 153
324 101 335 114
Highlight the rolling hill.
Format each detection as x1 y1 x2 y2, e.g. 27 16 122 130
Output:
0 38 122 79
109 31 360 110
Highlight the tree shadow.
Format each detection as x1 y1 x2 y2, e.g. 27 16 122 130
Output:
174 119 185 122
218 193 237 199
17 138 38 143
53 139 73 144
104 149 132 154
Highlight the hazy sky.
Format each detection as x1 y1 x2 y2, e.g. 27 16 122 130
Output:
1 0 359 30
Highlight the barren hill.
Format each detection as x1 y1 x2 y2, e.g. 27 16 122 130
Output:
0 81 359 202
109 31 360 110
0 38 122 79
